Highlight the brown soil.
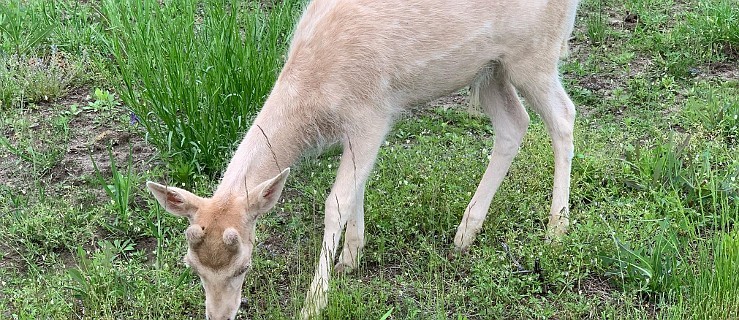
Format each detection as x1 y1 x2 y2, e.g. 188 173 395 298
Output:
1 86 158 196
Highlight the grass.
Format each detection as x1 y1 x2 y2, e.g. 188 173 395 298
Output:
0 0 738 319
101 0 303 179
0 0 107 110
664 231 739 319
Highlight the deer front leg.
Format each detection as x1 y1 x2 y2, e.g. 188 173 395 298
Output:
335 183 365 273
301 191 352 320
301 122 389 319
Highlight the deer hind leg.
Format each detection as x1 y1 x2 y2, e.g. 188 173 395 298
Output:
301 119 389 319
509 65 576 240
454 67 530 251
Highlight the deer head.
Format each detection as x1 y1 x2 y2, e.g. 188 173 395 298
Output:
146 168 290 320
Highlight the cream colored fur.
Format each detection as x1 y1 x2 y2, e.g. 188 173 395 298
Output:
147 0 581 319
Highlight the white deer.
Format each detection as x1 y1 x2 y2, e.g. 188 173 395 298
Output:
146 0 581 319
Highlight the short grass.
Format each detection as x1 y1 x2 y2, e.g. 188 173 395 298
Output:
1 0 738 319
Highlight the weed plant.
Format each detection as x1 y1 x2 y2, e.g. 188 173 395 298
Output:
602 219 682 299
92 144 137 233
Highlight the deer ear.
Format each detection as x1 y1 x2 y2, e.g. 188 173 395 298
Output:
146 181 201 219
251 168 290 215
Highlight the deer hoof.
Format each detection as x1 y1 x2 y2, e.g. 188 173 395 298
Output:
334 262 355 274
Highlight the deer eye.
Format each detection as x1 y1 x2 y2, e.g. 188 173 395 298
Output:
233 265 250 278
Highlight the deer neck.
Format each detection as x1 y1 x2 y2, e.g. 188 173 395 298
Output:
213 88 308 198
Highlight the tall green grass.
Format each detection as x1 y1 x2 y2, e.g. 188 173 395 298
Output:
0 0 55 57
101 0 302 179
665 231 739 319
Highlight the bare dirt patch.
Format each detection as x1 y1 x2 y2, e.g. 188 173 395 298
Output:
133 236 159 264
0 242 23 271
579 275 618 303
1 86 158 197
698 62 739 81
